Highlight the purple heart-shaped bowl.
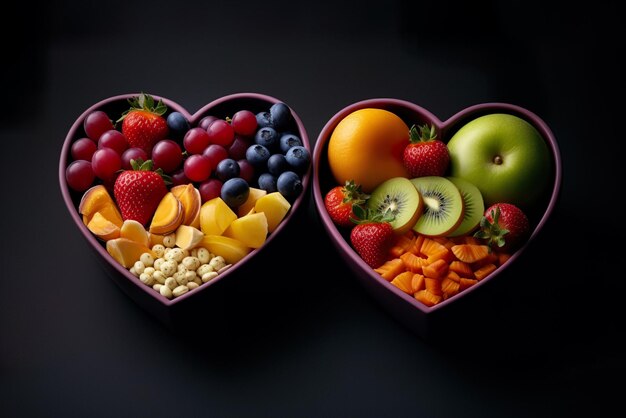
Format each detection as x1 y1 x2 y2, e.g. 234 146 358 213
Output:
59 93 311 326
312 99 561 337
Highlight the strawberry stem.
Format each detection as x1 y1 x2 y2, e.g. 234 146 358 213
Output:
117 92 168 123
409 123 437 144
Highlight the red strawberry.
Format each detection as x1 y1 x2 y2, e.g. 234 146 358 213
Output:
117 93 169 153
324 180 369 228
350 206 395 269
402 124 449 177
113 159 169 226
474 203 529 251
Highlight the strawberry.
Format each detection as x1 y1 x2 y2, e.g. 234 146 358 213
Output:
402 124 449 177
324 180 369 228
350 206 395 269
113 159 169 226
474 203 529 251
117 93 169 153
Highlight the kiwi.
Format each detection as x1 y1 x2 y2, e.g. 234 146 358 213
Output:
410 176 464 237
446 177 485 237
367 177 423 234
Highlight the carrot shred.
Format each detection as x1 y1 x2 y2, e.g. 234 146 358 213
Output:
390 271 414 294
449 261 474 279
425 277 443 295
474 263 497 281
451 244 490 263
411 273 426 293
374 258 405 281
400 252 429 273
414 290 442 307
422 259 448 279
459 277 478 291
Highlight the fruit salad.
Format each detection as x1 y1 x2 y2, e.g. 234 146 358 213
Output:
65 93 310 300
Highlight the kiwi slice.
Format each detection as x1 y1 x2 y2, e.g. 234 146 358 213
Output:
446 177 485 237
367 177 423 234
410 176 464 237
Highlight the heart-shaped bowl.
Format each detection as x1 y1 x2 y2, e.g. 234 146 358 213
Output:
312 99 561 338
59 93 311 326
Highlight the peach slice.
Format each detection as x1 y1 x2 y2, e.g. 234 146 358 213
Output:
171 183 201 228
223 212 268 249
87 211 121 241
149 192 184 235
78 185 123 227
106 238 155 268
254 192 291 233
175 224 204 250
200 197 237 236
237 187 267 217
199 235 251 264
120 219 150 247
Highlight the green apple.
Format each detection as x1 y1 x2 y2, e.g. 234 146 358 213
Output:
447 113 551 210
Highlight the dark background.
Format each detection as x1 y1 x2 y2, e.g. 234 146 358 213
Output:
2 1 624 417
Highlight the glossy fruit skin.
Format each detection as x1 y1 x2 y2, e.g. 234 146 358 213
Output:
228 136 251 160
66 160 95 192
91 147 121 180
121 147 148 170
84 110 114 140
269 102 292 131
481 203 529 251
221 177 250 208
206 119 235 147
237 159 255 183
231 110 257 136
328 108 410 193
245 144 271 169
184 154 212 182
402 125 449 177
267 154 289 176
183 127 210 154
257 173 277 193
285 146 310 174
199 178 223 203
324 180 368 228
447 113 551 209
199 115 218 130
215 158 240 182
114 163 168 225
98 130 128 156
122 110 169 154
276 171 302 200
203 144 229 168
350 222 394 269
279 133 302 153
166 111 190 139
254 127 280 152
256 112 272 129
151 139 182 173
71 137 97 161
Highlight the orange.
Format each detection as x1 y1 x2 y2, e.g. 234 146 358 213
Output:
327 108 410 192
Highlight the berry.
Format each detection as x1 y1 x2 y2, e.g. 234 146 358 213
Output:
91 147 121 180
267 153 289 176
256 111 272 129
279 133 302 154
269 102 292 131
474 203 530 251
71 137 97 161
228 135 252 160
237 159 255 183
203 144 229 168
324 180 369 228
257 173 277 193
245 144 271 170
199 115 218 130
199 178 223 203
118 93 169 153
166 111 190 139
276 171 302 200
231 110 257 136
206 119 235 147
285 145 310 174
170 169 190 186
402 124 449 177
152 139 183 173
183 127 211 154
98 130 128 156
120 147 148 170
349 206 395 269
215 158 240 182
66 160 95 192
221 177 250 208
183 154 212 182
84 110 114 141
254 127 280 152
113 159 169 225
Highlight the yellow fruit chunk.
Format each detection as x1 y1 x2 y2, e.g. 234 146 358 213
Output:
200 197 237 236
171 183 201 228
237 187 267 217
254 192 291 233
199 235 251 264
149 233 165 246
120 219 150 247
175 224 204 250
223 212 268 249
87 211 120 241
149 192 184 235
79 185 123 227
106 238 155 268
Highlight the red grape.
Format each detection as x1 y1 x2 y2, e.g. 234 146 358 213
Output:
152 139 183 173
92 147 121 180
171 169 190 186
84 110 114 140
231 110 257 136
238 159 255 183
183 127 210 154
228 135 252 160
66 160 95 192
98 130 128 156
121 147 148 170
71 137 97 161
199 115 218 130
207 119 235 147
202 144 229 168
199 178 223 203
183 154 212 182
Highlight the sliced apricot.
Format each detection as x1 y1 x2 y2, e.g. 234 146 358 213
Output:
106 238 155 268
120 219 150 247
87 212 120 241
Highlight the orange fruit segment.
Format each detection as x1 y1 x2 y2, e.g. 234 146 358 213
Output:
106 238 155 268
120 219 150 247
149 192 184 235
87 212 120 241
451 244 490 263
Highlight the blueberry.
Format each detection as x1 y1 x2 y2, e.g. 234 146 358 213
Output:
256 111 272 129
221 177 250 208
215 158 240 182
166 112 190 139
277 171 302 200
279 133 303 154
269 102 292 131
267 153 290 176
285 145 310 174
254 127 280 152
245 144 271 169
257 173 278 193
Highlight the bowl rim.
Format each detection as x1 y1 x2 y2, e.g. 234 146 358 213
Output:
312 98 562 314
59 92 311 307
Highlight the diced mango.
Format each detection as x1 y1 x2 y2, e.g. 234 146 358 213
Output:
87 211 120 241
223 212 268 249
175 224 204 250
254 192 291 233
199 235 251 264
200 197 237 236
120 219 150 247
106 238 155 268
237 187 267 217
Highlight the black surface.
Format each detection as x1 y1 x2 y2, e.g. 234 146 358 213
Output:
2 1 624 417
